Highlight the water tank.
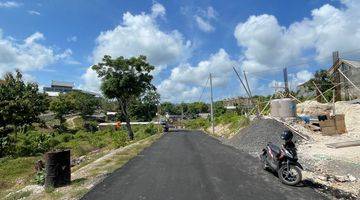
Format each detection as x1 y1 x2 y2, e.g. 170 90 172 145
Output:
270 98 296 118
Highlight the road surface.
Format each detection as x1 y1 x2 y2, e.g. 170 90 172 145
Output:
82 131 326 200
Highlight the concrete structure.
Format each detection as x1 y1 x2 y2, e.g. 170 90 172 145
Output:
43 80 100 97
270 98 297 118
222 97 252 110
43 81 74 96
328 51 360 101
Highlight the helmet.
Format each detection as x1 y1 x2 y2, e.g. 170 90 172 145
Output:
281 130 293 141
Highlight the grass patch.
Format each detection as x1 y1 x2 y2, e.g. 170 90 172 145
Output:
0 157 39 194
4 190 31 200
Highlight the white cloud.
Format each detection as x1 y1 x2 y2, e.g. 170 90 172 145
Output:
28 10 41 15
0 30 71 76
194 6 217 32
234 0 360 74
267 70 313 92
151 2 165 18
83 2 192 92
0 1 22 8
158 49 238 102
67 36 77 42
195 15 214 32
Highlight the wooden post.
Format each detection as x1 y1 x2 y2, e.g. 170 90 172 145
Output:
312 81 329 103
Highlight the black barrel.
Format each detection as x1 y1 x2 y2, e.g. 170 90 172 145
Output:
44 150 71 188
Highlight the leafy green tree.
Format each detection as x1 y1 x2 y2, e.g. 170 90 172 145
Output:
67 91 100 118
187 102 209 117
0 70 48 133
128 90 160 121
92 55 155 140
302 70 334 102
214 101 226 117
49 94 74 126
160 102 179 115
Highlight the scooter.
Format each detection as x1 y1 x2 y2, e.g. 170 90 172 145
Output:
260 142 303 186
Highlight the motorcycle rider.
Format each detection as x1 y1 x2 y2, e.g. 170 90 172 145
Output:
278 130 296 159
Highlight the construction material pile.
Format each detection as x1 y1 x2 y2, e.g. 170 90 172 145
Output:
226 118 300 156
296 100 332 116
297 100 360 138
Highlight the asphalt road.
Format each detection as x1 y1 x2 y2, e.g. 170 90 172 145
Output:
82 131 326 200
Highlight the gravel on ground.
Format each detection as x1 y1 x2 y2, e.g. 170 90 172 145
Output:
225 118 300 156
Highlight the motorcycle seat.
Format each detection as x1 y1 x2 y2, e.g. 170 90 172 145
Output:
268 143 281 155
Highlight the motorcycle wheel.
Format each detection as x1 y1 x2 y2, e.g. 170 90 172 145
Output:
278 165 302 186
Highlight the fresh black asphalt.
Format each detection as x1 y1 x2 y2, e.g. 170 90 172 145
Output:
81 131 326 200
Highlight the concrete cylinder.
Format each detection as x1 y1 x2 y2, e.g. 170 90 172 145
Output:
271 98 296 118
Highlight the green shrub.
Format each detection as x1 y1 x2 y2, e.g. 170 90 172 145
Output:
83 121 98 132
184 118 210 129
34 169 45 185
110 130 128 148
14 131 55 156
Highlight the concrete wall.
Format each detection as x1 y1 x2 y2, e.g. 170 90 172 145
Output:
340 63 360 100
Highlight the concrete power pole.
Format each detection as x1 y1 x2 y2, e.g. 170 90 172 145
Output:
209 73 215 135
283 67 289 97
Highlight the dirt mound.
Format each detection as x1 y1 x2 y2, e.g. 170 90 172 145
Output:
225 118 300 156
334 101 360 136
297 100 332 116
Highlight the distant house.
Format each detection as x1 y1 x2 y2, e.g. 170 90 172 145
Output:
198 113 210 119
43 80 100 97
222 97 252 110
328 52 360 101
43 81 74 96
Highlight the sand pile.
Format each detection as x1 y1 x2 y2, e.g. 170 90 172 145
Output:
335 101 360 136
296 100 332 116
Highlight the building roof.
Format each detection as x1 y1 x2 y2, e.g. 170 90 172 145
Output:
51 80 74 88
342 59 360 68
328 59 360 74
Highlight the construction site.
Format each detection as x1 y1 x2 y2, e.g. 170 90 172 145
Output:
201 51 360 198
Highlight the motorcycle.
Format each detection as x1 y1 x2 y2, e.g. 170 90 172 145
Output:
260 142 303 186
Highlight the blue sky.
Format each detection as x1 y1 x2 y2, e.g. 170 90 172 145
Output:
1 0 360 102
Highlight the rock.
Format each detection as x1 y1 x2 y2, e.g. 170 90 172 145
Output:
334 175 349 182
347 174 356 182
317 175 328 181
71 156 87 167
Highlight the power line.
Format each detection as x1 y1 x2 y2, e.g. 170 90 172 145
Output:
198 76 209 102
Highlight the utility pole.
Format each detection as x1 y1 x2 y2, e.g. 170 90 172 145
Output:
209 73 214 135
283 67 289 97
181 102 184 129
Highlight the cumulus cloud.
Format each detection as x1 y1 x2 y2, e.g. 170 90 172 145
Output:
83 2 192 92
194 6 217 32
0 30 71 76
158 49 238 102
0 1 22 8
234 0 360 74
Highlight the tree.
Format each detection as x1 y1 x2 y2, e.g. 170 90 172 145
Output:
92 55 155 140
187 102 209 117
214 101 226 117
160 102 179 115
67 91 100 118
49 94 74 126
303 70 334 102
0 70 48 134
128 90 160 121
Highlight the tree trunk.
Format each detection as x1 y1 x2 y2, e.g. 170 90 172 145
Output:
118 99 134 140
